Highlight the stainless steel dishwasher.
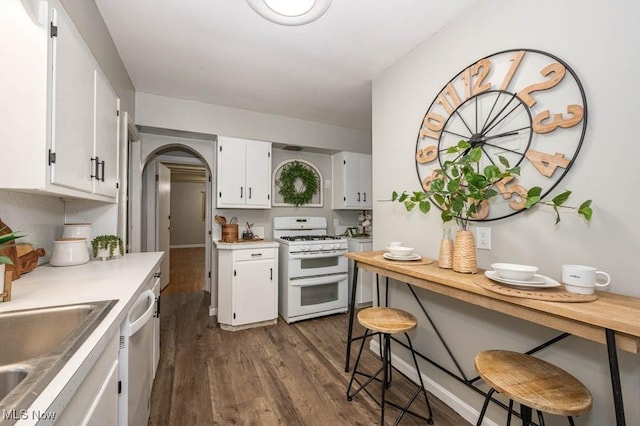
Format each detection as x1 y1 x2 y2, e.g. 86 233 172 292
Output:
118 282 157 426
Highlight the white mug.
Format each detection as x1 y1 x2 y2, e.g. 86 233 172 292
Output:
386 241 402 249
562 264 611 295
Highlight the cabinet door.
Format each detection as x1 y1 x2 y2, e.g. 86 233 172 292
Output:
80 360 118 426
344 152 363 208
245 140 271 207
49 7 94 193
234 259 275 325
217 139 246 206
93 70 119 198
360 154 372 209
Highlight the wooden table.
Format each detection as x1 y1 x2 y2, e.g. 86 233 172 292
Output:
345 251 640 426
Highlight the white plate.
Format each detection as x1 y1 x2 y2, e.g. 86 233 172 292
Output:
485 271 561 288
490 271 546 284
383 252 421 261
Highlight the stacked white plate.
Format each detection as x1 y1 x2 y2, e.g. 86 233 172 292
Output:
485 270 560 289
383 252 421 261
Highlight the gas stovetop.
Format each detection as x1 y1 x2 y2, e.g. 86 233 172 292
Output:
279 235 344 242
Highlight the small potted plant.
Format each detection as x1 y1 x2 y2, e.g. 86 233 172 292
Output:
91 235 124 261
392 140 592 273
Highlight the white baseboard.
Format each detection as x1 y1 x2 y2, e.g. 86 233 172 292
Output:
170 244 205 249
209 307 218 317
369 340 498 426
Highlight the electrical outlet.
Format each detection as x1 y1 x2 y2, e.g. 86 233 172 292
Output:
476 227 491 250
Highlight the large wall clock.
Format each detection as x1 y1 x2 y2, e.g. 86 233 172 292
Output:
415 48 587 221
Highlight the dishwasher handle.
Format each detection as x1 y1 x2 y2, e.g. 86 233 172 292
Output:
127 289 155 336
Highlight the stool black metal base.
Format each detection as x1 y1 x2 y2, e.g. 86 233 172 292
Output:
346 329 434 425
476 388 577 426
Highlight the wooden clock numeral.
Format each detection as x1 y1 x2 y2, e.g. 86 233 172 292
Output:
533 105 584 134
525 150 571 178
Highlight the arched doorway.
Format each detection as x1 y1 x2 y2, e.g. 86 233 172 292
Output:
131 133 215 296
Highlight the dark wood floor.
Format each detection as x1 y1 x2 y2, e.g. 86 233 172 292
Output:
149 290 470 425
162 247 205 295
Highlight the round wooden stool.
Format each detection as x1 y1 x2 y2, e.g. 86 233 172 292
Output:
475 350 592 426
346 307 433 425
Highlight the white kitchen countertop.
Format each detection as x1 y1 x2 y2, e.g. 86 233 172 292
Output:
0 252 164 425
214 240 279 250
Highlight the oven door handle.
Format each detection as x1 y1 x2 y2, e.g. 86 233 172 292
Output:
289 273 348 287
289 251 347 260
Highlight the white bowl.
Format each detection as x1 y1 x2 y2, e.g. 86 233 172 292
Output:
491 263 539 281
388 246 414 257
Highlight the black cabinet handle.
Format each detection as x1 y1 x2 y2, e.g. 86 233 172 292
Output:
240 187 243 198
363 192 367 202
99 160 105 182
270 267 273 280
91 157 99 180
251 253 263 257
357 192 361 202
249 187 252 199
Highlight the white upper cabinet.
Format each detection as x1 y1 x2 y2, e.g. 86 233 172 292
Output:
216 136 272 208
332 152 372 210
93 70 120 198
0 0 119 202
50 5 95 193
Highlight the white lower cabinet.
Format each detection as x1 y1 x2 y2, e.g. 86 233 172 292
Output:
55 333 119 425
216 242 278 329
347 238 374 307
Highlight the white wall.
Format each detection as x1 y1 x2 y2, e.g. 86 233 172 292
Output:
372 1 640 425
0 191 64 265
136 92 371 154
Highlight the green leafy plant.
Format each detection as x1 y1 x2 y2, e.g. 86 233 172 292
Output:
91 235 124 260
0 227 25 265
277 161 319 206
392 140 592 229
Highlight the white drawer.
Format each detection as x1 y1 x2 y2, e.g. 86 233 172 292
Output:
235 248 275 261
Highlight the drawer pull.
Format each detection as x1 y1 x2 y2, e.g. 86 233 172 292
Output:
251 253 263 257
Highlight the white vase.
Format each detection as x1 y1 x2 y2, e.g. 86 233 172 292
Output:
96 243 122 261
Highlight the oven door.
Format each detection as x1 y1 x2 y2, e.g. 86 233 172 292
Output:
289 251 347 278
287 273 348 320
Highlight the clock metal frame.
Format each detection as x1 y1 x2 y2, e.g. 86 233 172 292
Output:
415 48 588 222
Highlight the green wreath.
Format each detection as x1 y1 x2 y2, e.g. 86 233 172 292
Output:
278 161 318 206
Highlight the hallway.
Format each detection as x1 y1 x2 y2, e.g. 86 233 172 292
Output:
162 247 205 295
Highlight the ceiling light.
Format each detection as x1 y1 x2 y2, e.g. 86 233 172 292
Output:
246 0 331 26
264 0 315 17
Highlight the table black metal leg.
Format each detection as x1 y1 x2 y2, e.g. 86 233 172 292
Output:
345 264 359 372
520 405 532 426
605 328 626 426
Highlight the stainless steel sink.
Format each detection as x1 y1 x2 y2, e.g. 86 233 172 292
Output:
0 300 117 420
0 304 95 365
0 366 30 402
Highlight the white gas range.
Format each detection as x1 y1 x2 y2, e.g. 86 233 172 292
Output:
273 217 349 323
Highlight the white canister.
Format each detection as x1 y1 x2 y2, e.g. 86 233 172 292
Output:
50 238 90 267
62 223 93 255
